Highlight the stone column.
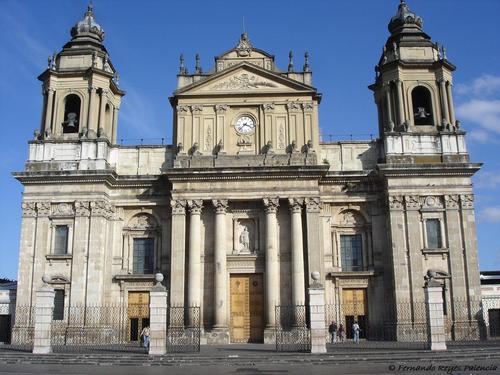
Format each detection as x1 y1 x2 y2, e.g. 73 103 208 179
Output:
112 107 119 144
385 85 394 131
212 199 229 339
446 83 456 126
396 79 405 127
98 89 107 133
187 200 203 310
439 79 450 126
289 198 305 308
44 88 55 134
87 86 98 135
33 277 55 354
308 272 327 354
425 280 447 351
149 273 168 356
263 197 279 343
170 199 187 306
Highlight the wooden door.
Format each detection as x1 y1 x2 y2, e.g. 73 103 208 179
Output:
128 292 150 341
230 274 264 343
341 289 367 339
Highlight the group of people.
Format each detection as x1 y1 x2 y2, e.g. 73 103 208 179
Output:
328 321 361 343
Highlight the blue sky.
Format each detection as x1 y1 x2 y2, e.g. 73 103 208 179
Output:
0 0 499 280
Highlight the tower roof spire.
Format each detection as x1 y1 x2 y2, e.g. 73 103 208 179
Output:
388 0 423 34
70 2 105 43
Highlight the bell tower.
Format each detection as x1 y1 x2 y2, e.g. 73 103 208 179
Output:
37 4 124 143
370 0 458 137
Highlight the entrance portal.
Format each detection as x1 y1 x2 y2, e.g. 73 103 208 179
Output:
230 274 264 343
341 288 367 339
128 291 150 342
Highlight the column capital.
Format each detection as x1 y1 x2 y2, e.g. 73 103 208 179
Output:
90 200 115 218
21 202 37 218
262 103 275 112
74 201 91 217
187 199 203 215
460 194 474 209
305 197 321 213
444 194 460 210
288 198 304 213
263 197 279 214
171 199 187 215
89 86 98 93
405 195 421 210
388 195 404 210
36 202 51 217
215 104 229 114
212 199 228 214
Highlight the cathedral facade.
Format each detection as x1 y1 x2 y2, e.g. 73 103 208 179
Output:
13 1 482 344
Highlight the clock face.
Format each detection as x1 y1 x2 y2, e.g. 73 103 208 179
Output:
235 116 255 134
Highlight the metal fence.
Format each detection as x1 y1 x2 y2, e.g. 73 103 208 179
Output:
275 305 311 352
7 305 35 352
50 304 147 353
166 306 200 353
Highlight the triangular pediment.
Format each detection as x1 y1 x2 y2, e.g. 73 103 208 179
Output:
175 62 316 96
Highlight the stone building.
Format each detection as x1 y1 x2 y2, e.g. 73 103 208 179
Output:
13 1 483 344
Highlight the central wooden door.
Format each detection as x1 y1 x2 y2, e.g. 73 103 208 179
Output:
128 291 150 342
230 274 264 343
341 288 367 339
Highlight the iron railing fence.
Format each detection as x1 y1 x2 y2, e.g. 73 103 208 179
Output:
275 305 311 352
166 306 200 353
7 305 35 352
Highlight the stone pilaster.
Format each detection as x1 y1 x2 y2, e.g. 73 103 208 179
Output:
44 88 55 134
33 278 55 354
446 83 456 126
149 274 168 355
404 195 425 302
396 79 405 127
210 199 229 344
32 203 50 306
187 200 203 310
263 197 279 343
289 198 305 307
87 86 98 134
170 199 186 306
385 85 394 131
305 197 322 286
425 282 447 351
98 89 107 133
70 201 91 306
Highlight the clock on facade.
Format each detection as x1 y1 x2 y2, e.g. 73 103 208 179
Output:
235 116 256 134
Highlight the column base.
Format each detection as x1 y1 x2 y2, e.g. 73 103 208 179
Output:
206 327 230 344
429 341 447 351
264 327 276 344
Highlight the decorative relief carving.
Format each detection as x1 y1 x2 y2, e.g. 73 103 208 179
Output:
288 198 304 213
176 105 189 113
460 194 474 209
205 125 212 151
187 199 203 215
36 202 51 217
262 103 275 112
305 197 321 213
210 73 278 90
263 197 279 214
338 210 365 226
278 124 286 149
444 194 460 209
21 202 37 217
286 101 301 112
388 195 404 210
52 203 74 217
302 102 314 112
212 199 229 214
75 201 91 217
215 104 229 114
90 200 115 218
404 195 420 210
129 214 158 230
190 105 203 113
421 196 443 209
171 199 187 215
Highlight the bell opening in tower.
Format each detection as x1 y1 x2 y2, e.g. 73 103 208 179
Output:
411 86 434 126
62 94 81 134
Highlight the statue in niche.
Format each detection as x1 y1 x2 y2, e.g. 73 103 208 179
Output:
239 226 250 252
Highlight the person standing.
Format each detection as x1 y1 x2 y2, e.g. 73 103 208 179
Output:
352 321 360 344
140 325 151 349
338 323 345 342
328 321 338 343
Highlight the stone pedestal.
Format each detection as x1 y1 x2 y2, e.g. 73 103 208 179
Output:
308 285 327 354
425 282 447 351
149 275 168 356
33 281 55 354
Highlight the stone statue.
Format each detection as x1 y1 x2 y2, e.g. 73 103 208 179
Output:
239 226 250 252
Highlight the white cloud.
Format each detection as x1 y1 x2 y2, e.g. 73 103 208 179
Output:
456 99 500 135
479 206 500 223
475 171 500 189
456 74 500 97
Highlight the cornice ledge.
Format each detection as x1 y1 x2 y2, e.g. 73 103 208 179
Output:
376 163 482 177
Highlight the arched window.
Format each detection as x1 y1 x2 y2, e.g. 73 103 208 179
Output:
412 86 434 125
62 94 81 133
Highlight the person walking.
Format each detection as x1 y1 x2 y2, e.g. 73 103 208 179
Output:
140 325 151 349
352 321 360 344
338 323 345 342
328 321 338 343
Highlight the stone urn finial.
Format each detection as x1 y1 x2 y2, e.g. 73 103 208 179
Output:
155 272 164 285
42 275 50 284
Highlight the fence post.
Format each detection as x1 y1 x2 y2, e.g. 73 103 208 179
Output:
149 273 168 355
308 271 327 354
32 276 55 354
425 279 447 351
